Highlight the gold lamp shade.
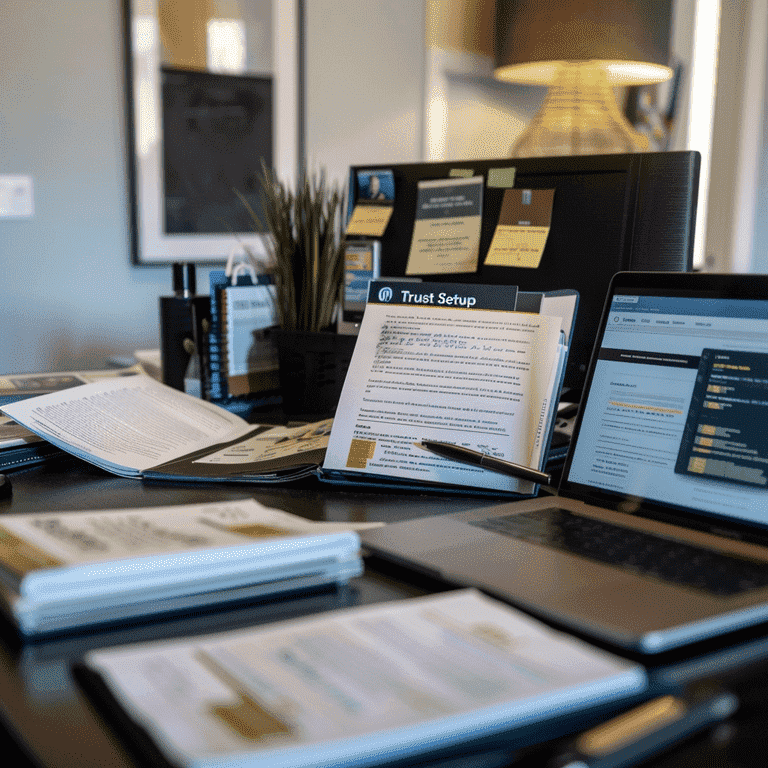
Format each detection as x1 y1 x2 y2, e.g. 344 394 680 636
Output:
494 0 673 156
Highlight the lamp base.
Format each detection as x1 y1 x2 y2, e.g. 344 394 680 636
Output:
511 61 649 157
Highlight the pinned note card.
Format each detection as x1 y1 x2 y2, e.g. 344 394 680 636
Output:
406 176 484 275
487 167 517 188
484 188 555 268
345 169 395 237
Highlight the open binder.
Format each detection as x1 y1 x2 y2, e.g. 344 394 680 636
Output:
319 281 577 496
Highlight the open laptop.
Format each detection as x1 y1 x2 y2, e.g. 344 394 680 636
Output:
361 272 768 653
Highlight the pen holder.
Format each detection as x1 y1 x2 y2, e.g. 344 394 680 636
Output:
159 263 210 394
274 329 356 418
159 295 209 391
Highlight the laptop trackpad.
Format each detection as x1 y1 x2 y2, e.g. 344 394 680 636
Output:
418 528 627 607
362 517 493 558
413 526 738 647
362 517 622 603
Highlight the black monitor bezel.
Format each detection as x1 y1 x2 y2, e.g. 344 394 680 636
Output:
348 152 700 397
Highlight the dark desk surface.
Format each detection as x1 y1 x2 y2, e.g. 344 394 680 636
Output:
1 459 767 768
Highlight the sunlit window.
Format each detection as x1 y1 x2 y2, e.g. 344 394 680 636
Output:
207 19 247 74
133 15 156 54
133 16 158 156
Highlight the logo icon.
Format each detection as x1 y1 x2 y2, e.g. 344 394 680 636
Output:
378 287 393 302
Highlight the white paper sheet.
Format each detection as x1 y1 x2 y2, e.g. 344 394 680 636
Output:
1 375 252 476
0 498 379 598
85 589 646 768
323 303 563 492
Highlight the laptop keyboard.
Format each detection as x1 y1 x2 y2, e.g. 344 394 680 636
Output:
471 508 768 597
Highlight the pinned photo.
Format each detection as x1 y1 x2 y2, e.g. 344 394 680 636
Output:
356 169 395 202
346 169 396 237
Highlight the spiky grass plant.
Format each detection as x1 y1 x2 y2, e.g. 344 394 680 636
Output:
237 165 345 332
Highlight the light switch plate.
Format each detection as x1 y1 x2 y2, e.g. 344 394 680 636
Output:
0 175 34 218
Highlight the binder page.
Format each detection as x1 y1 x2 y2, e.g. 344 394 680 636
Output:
529 339 568 472
1 375 253 476
192 419 333 465
84 589 645 768
323 282 562 493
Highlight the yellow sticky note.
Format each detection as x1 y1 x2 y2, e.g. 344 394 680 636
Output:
346 204 394 237
484 188 555 268
487 167 517 188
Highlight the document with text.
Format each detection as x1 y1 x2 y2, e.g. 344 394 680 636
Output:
0 498 379 635
322 282 573 494
1 376 330 482
2 286 574 491
80 589 645 768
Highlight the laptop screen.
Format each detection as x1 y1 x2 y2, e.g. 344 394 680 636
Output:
564 277 768 530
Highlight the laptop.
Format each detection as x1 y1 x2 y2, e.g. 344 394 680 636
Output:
361 272 768 653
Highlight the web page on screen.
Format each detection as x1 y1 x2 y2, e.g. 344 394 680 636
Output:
568 294 768 526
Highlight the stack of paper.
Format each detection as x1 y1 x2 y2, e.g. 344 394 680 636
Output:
0 499 378 636
0 414 59 472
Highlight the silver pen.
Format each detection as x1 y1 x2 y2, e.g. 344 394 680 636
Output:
416 440 551 485
547 683 738 768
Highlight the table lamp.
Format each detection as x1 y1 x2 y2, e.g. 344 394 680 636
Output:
494 0 673 156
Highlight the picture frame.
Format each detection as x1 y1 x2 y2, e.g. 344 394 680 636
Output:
122 0 299 265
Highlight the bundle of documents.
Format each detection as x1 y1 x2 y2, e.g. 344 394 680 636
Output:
79 589 646 768
0 414 61 472
1 281 576 495
0 499 378 636
321 281 576 495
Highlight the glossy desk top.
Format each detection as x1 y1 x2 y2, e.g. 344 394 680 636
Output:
0 458 767 768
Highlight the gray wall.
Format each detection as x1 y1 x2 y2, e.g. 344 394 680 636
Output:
0 0 179 374
305 0 425 185
753 26 768 273
0 0 426 374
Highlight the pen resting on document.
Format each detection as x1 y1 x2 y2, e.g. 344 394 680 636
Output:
415 441 551 485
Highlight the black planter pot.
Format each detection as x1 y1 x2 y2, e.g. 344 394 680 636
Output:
274 329 357 418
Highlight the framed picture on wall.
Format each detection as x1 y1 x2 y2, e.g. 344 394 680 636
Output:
122 0 299 265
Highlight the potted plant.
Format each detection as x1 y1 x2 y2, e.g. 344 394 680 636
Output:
237 165 356 416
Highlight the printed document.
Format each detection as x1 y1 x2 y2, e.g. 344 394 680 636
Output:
1 376 255 477
195 420 333 466
406 176 484 274
1 376 335 483
0 499 378 635
323 282 566 493
0 499 375 587
83 589 645 768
